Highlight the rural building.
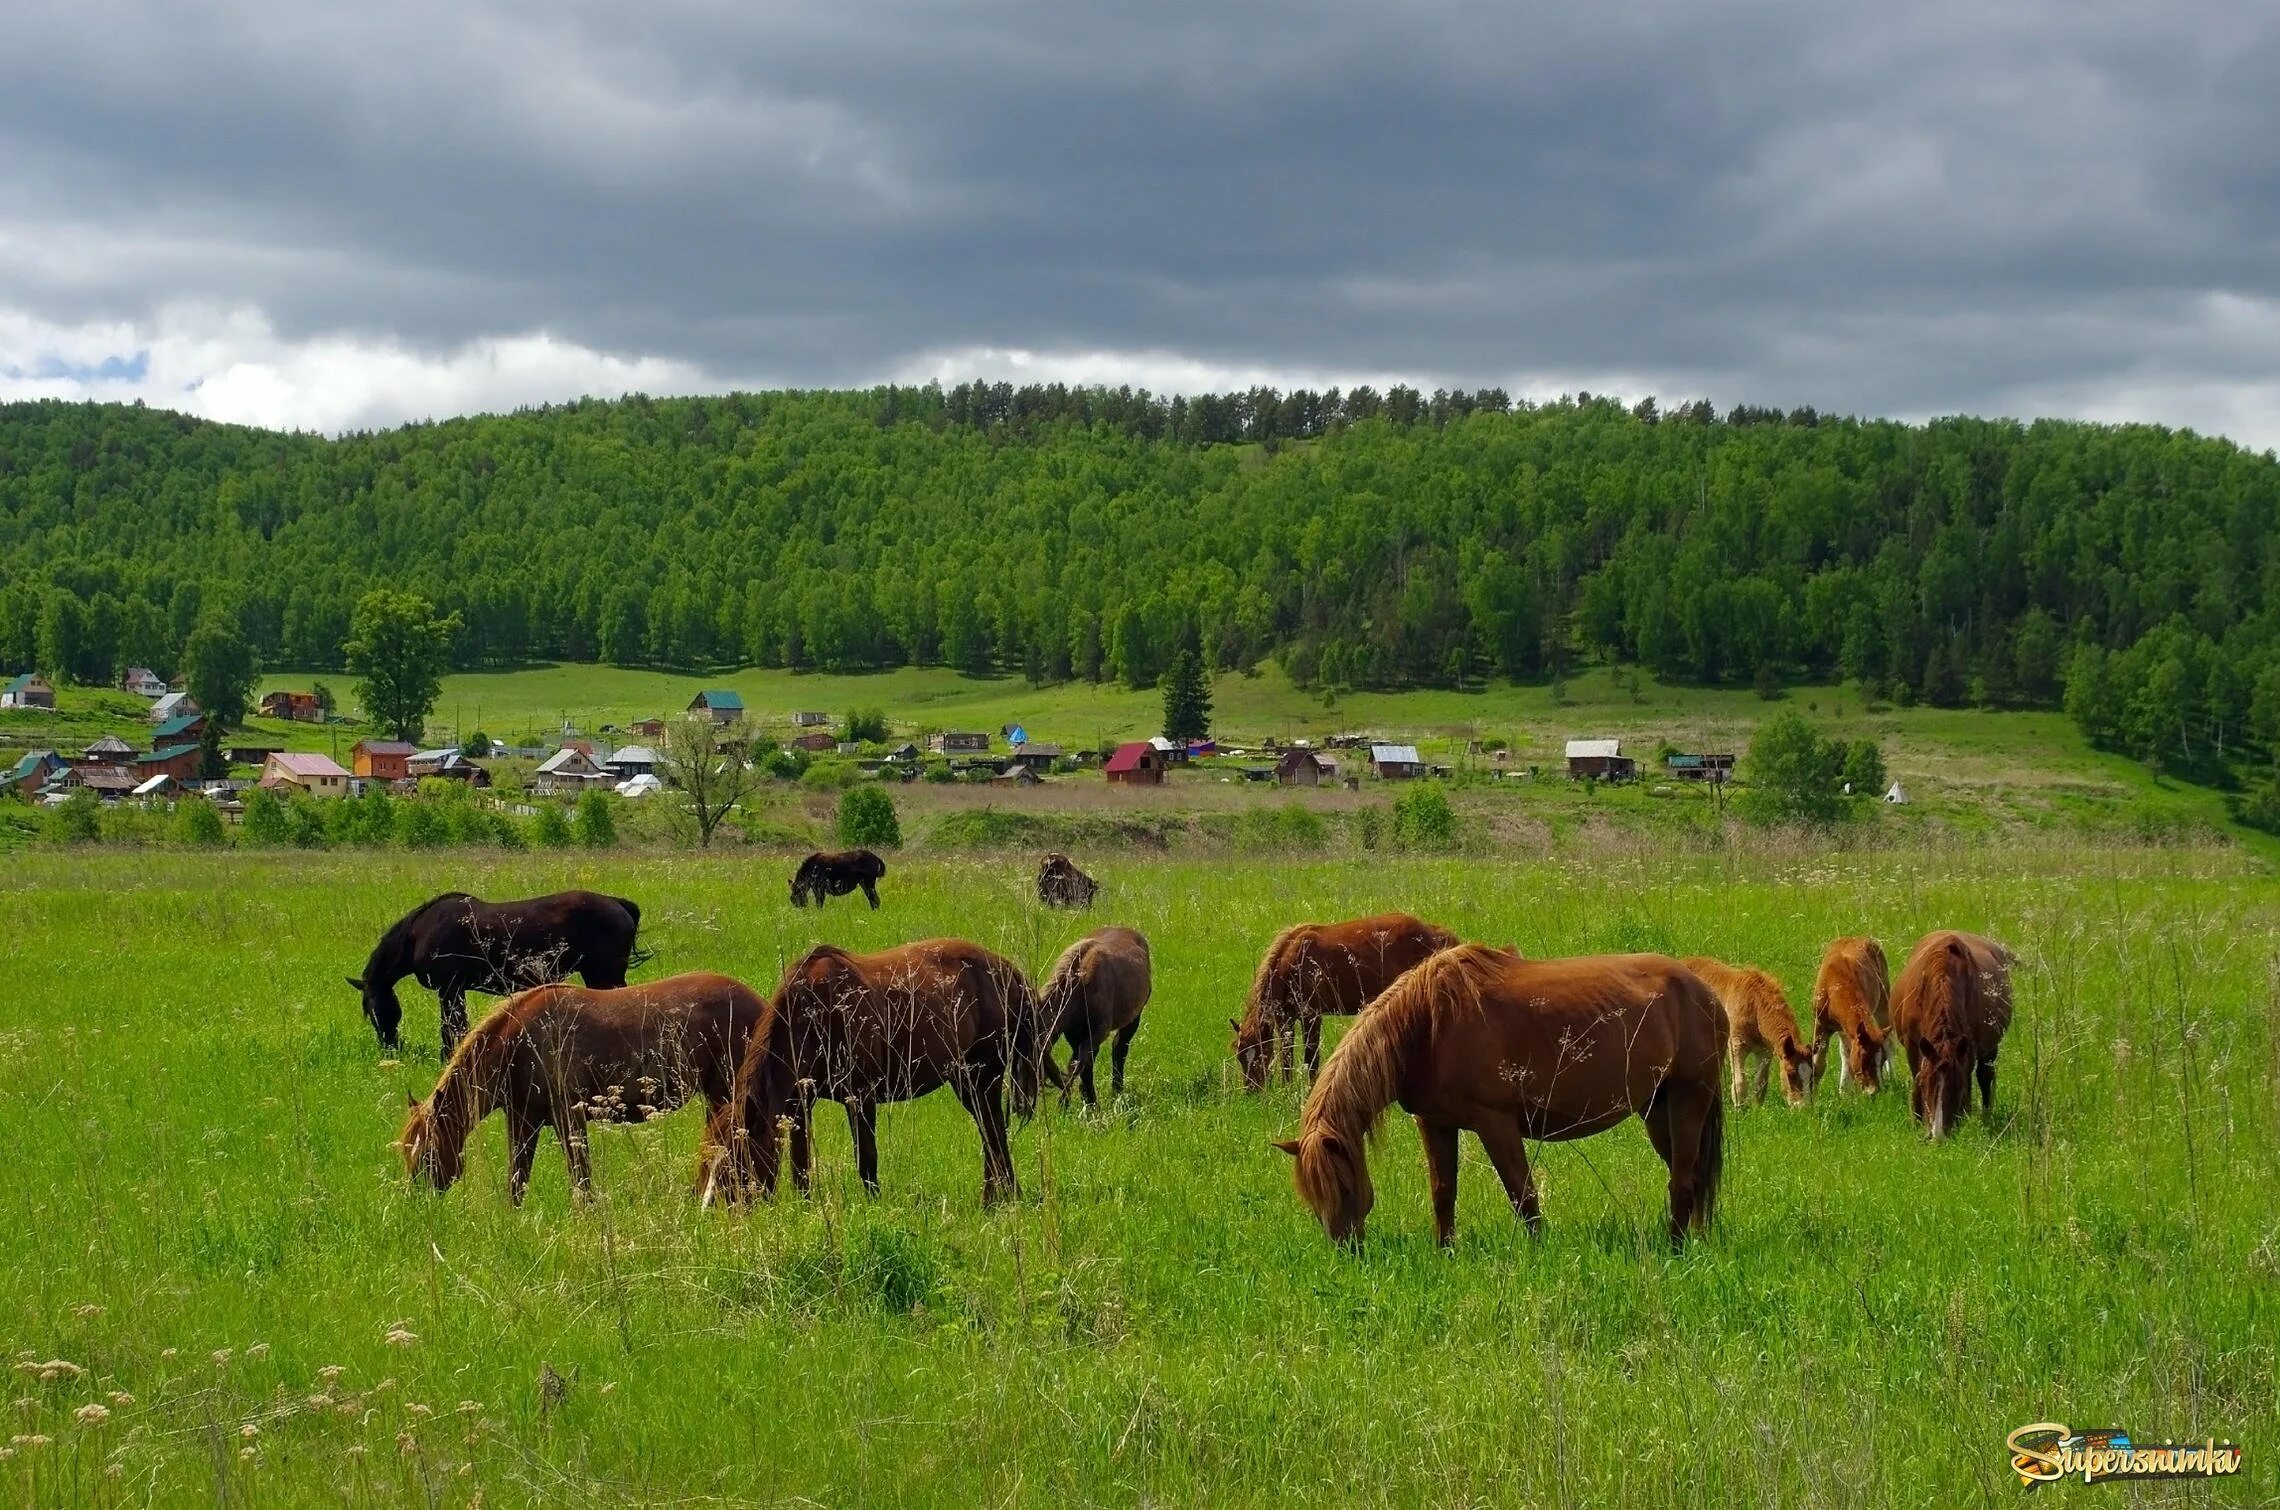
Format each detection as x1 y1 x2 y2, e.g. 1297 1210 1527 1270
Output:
992 765 1041 787
533 747 608 795
790 731 837 753
136 744 204 783
121 667 167 698
226 742 284 765
2 749 65 794
1 673 57 710
1565 738 1637 782
259 690 323 723
152 711 209 746
1370 744 1426 780
67 766 139 799
688 689 745 725
628 717 666 739
1664 752 1735 784
930 731 990 754
261 752 351 797
790 711 831 727
603 745 660 778
1009 742 1063 772
1276 749 1331 787
131 774 175 802
352 740 417 782
410 749 489 786
886 742 920 764
149 692 198 724
1104 741 1168 786
83 734 138 762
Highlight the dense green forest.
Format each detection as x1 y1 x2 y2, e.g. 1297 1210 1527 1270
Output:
5 383 2280 790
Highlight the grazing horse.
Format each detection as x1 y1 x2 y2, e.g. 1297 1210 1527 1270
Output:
1810 936 1893 1093
1682 955 1816 1107
789 849 886 909
350 890 644 1055
1036 852 1099 909
397 972 766 1204
1231 912 1461 1090
1274 947 1725 1248
1891 930 2014 1139
1037 926 1152 1107
696 939 1039 1206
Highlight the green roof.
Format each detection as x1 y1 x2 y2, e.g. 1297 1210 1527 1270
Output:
153 713 204 739
3 673 31 695
695 689 745 710
139 744 201 764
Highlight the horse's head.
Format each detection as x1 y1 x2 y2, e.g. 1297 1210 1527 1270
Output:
1274 1128 1372 1247
787 867 810 908
694 1101 763 1207
1911 1030 1972 1139
348 976 403 1049
1775 1033 1817 1106
1838 1022 1891 1094
398 1094 462 1190
1231 1015 1274 1092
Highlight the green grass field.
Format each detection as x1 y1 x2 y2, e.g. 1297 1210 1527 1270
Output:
3 843 2273 1505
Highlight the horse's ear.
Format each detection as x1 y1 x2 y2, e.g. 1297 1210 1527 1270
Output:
1270 1138 1302 1158
347 977 364 991
406 1092 418 1109
1229 1018 1242 1034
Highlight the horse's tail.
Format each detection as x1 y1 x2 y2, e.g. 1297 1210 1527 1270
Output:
999 956 1049 1121
613 896 642 930
1694 1082 1725 1229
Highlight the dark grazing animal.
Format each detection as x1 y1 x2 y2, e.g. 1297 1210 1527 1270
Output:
1810 936 1893 1094
398 972 766 1204
1275 947 1726 1249
696 939 1039 1206
1036 926 1152 1107
349 890 644 1054
789 849 886 909
1231 912 1461 1090
1036 852 1099 908
1891 930 2014 1138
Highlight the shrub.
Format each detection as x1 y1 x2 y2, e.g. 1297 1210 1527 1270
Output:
175 795 227 848
842 708 890 744
1356 805 1386 851
284 796 330 849
573 790 617 848
838 785 902 849
923 761 956 784
46 790 101 845
1840 738 1887 796
1392 783 1458 851
801 760 860 792
331 785 396 847
242 787 291 846
398 802 445 850
1234 803 1327 852
1741 710 1851 823
762 746 809 780
2230 773 2280 835
532 803 573 848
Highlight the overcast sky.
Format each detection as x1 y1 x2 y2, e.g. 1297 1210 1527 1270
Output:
3 0 2277 445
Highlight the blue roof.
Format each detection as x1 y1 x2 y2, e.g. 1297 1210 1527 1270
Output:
1008 725 1027 745
695 689 744 710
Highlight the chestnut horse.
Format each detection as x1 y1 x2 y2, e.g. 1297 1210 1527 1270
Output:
1231 912 1461 1090
351 890 644 1054
1682 955 1816 1106
1810 936 1892 1093
696 939 1039 1206
1891 930 2014 1138
1037 926 1152 1107
789 850 886 909
398 972 765 1203
1275 947 1726 1248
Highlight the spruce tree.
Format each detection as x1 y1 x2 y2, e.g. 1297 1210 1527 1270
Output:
1161 649 1212 743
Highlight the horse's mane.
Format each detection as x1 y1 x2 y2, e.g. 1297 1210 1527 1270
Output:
1741 968 1805 1051
1915 937 1974 1047
1298 941 1486 1146
1239 923 1313 1031
366 891 476 977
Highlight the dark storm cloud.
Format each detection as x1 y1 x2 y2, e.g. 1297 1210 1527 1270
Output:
3 0 2278 435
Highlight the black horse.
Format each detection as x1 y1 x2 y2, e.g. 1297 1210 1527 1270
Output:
789 850 885 909
348 890 645 1054
1036 852 1098 908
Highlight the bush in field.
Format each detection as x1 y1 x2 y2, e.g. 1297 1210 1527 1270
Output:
1234 803 1327 852
1392 783 1458 851
242 787 291 846
285 797 330 849
46 790 101 845
175 795 226 848
761 745 808 780
330 785 396 847
532 804 573 848
1840 738 1887 796
574 790 617 848
838 785 902 849
1742 711 1851 823
801 760 860 792
1356 805 1386 851
842 708 890 744
398 801 444 850
2230 773 2280 835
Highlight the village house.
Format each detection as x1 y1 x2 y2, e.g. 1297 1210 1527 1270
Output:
352 739 417 782
1104 741 1168 786
149 691 197 724
1370 743 1426 780
82 733 138 763
67 765 140 800
1009 742 1063 773
131 773 176 803
258 690 324 723
226 741 285 765
1276 748 1331 787
603 744 660 779
1 672 57 710
790 731 837 753
121 667 167 698
2 749 66 795
628 717 666 739
687 689 746 726
992 764 1041 788
261 751 350 797
533 746 608 796
152 711 209 746
1565 738 1637 782
410 749 489 786
136 744 205 784
789 711 831 727
1664 752 1736 784
929 731 990 754
885 742 921 764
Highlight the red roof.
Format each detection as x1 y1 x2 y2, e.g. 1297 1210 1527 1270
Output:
1104 741 1155 774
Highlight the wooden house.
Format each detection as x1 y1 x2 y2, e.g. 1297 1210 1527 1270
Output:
603 745 660 779
1664 752 1735 784
929 731 990 754
790 731 837 753
149 692 198 724
1104 742 1167 786
1276 749 1330 787
533 747 608 795
1370 744 1426 779
151 711 208 746
121 667 167 698
136 744 205 783
352 740 416 782
82 734 138 763
688 689 745 725
1 672 57 710
1009 742 1063 773
790 711 831 727
1565 739 1637 782
410 749 489 786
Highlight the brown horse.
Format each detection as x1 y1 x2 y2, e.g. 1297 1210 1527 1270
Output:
789 850 886 909
696 939 1039 1206
1274 947 1725 1248
1036 852 1099 908
350 890 645 1054
1891 930 2014 1138
1231 912 1460 1090
397 972 765 1203
1810 936 1892 1094
1037 926 1152 1107
1682 955 1816 1106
